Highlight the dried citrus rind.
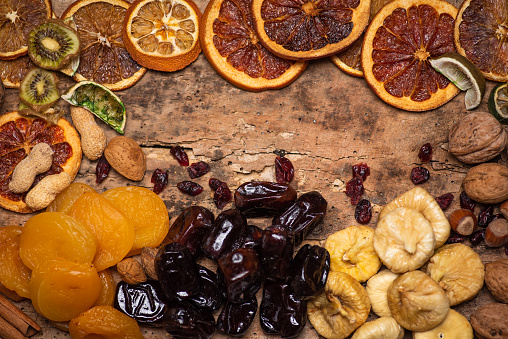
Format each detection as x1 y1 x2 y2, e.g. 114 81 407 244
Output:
361 0 460 111
123 0 202 72
252 0 372 60
0 56 36 88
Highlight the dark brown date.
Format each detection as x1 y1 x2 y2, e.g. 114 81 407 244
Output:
163 206 215 259
242 225 263 257
114 281 166 325
187 265 224 311
261 225 294 281
272 191 327 244
163 302 215 339
288 244 330 299
217 299 257 337
234 181 297 217
201 209 247 260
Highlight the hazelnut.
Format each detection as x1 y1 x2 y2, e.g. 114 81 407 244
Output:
500 200 508 220
117 258 147 285
485 218 508 247
448 209 477 236
141 247 158 280
485 259 508 304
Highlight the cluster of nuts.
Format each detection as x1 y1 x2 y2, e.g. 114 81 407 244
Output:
116 247 158 285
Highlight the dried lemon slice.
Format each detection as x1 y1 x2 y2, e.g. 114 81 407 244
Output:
123 0 202 72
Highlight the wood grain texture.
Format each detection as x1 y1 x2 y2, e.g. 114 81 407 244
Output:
0 0 506 337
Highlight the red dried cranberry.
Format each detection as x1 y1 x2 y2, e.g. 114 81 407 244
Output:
435 193 454 210
355 199 372 224
209 178 222 191
214 182 232 209
478 205 494 228
445 231 466 244
418 143 432 163
470 229 486 246
352 163 370 181
96 155 110 184
151 169 169 194
170 146 189 166
188 161 210 179
275 156 294 184
345 176 364 205
410 167 429 184
460 191 476 211
177 181 203 196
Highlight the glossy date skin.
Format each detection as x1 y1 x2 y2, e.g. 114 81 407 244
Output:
272 191 327 244
217 298 258 336
114 281 166 325
234 182 297 217
260 280 307 338
202 209 247 260
218 248 262 303
288 244 330 299
163 302 215 339
163 206 215 259
155 243 201 300
187 265 224 311
242 225 263 257
261 225 294 281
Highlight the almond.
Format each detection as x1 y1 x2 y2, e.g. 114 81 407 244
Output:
104 136 146 181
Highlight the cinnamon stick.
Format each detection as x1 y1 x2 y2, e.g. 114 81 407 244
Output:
0 316 28 339
0 294 41 337
0 282 25 302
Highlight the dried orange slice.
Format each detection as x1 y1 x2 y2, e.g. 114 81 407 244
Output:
61 0 147 91
455 0 508 82
0 56 36 88
123 0 202 72
200 0 308 91
0 112 81 213
251 0 372 60
0 0 52 60
361 0 460 111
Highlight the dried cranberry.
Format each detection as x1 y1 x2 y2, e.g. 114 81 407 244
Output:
151 169 169 194
410 167 430 184
418 143 432 163
177 181 203 196
470 229 486 246
460 191 476 211
170 146 189 166
275 156 294 184
435 193 454 210
188 161 210 179
345 176 364 205
209 178 222 191
478 205 494 228
355 199 372 224
95 155 110 183
352 163 370 181
214 182 232 209
445 231 466 244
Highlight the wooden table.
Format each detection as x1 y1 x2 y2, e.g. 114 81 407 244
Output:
0 0 506 337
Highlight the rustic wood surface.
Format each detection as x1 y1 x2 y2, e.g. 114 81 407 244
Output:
0 0 506 337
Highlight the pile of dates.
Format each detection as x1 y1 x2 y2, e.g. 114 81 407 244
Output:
114 181 331 338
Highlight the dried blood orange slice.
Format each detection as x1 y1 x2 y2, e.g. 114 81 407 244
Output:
0 0 52 60
455 0 508 82
61 0 147 91
0 112 81 213
123 0 202 72
251 0 372 60
200 0 308 91
361 0 460 111
0 55 36 88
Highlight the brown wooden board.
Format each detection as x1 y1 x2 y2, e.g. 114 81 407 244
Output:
0 0 506 337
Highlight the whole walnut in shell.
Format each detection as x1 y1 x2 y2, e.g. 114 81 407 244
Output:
470 303 508 339
485 259 508 304
463 163 508 204
448 112 507 164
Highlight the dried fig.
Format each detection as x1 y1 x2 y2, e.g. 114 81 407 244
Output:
448 111 507 164
470 303 508 339
485 259 508 304
413 309 473 339
351 317 404 339
366 269 399 318
463 163 508 204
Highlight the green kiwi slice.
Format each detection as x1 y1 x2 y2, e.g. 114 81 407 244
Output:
28 19 80 71
19 68 60 112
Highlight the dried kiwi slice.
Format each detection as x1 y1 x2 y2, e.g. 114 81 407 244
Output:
28 19 80 71
19 68 60 112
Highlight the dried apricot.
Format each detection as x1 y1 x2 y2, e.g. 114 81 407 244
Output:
30 258 101 322
19 212 97 270
93 269 116 307
102 186 169 256
46 182 96 214
0 226 31 298
69 305 144 339
68 192 135 271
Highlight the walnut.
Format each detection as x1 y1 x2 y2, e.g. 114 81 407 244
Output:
117 258 147 285
470 303 508 339
463 163 508 204
485 259 508 303
448 112 507 164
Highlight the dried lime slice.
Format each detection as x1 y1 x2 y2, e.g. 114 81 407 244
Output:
429 52 486 110
489 83 508 124
62 81 126 134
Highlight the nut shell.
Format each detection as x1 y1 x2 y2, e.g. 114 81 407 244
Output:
470 303 508 339
104 136 146 181
448 111 507 164
463 163 508 204
485 259 508 303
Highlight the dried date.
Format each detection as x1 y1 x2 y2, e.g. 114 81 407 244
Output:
202 209 247 260
217 299 257 336
234 181 297 217
288 244 330 299
115 281 166 325
275 156 294 184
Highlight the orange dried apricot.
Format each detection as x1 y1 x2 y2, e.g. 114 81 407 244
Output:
19 212 97 270
30 258 101 322
69 305 144 339
68 191 135 271
102 186 169 256
93 269 116 307
46 182 96 214
0 226 31 298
